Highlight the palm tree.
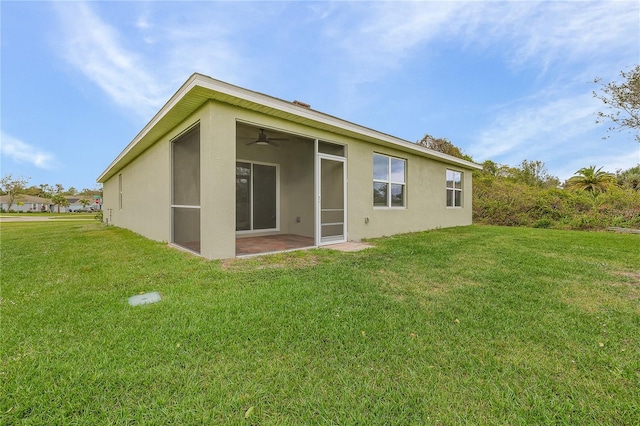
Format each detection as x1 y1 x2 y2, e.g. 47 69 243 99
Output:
80 198 92 210
565 166 616 193
622 172 640 190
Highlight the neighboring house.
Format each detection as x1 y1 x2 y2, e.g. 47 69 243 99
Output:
98 73 481 260
64 196 102 212
65 196 89 212
0 195 52 212
65 197 81 212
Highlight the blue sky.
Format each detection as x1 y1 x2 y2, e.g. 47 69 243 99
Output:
2 1 639 191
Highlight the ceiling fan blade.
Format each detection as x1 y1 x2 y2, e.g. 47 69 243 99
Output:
242 128 284 146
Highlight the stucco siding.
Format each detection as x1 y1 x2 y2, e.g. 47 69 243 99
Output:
345 138 473 241
102 136 171 242
102 108 209 245
199 102 236 259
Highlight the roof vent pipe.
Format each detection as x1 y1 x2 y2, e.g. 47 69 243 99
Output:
293 100 311 108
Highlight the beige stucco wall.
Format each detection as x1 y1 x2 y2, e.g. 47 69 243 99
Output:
199 101 235 259
101 132 171 242
102 98 474 260
101 106 208 247
346 140 473 241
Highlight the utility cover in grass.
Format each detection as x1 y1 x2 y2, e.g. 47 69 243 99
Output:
128 292 161 306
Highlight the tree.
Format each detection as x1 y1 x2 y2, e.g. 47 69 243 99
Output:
51 184 69 213
565 166 616 194
24 186 42 196
0 174 30 211
80 198 91 210
51 193 70 213
512 160 560 188
476 160 512 179
616 164 640 190
593 65 640 142
417 134 470 160
80 185 103 197
38 184 54 198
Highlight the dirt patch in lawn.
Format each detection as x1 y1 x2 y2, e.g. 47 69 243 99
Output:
565 270 640 313
616 271 640 286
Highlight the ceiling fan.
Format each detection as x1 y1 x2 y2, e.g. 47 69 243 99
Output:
245 129 288 147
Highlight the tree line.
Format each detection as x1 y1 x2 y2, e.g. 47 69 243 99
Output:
418 131 639 230
472 162 639 230
0 174 102 212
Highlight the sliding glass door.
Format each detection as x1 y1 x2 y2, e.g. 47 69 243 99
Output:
236 161 278 232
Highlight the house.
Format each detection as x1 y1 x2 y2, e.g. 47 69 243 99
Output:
65 196 96 212
0 194 52 212
63 197 82 212
97 73 481 260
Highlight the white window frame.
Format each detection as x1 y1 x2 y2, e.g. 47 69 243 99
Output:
373 153 406 209
446 169 463 208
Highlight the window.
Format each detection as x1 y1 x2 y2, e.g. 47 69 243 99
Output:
318 141 345 157
118 174 123 210
373 154 406 207
446 169 463 207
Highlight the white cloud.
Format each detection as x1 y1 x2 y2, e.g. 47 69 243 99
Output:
135 15 150 30
473 91 601 160
52 2 249 119
0 132 57 169
325 2 465 83
52 2 167 120
159 23 246 89
325 1 638 84
493 2 639 80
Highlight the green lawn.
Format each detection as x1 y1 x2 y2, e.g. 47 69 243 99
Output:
0 212 96 219
1 222 638 424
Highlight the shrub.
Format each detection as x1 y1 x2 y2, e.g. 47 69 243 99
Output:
533 218 554 228
473 174 640 230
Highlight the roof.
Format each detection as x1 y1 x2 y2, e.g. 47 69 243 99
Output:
97 73 481 182
0 194 52 204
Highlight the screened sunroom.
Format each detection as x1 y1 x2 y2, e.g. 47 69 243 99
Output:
170 120 348 257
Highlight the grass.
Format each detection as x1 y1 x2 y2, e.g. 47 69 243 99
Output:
1 222 639 424
0 212 96 219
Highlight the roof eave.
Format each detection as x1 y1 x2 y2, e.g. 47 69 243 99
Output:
97 73 480 183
